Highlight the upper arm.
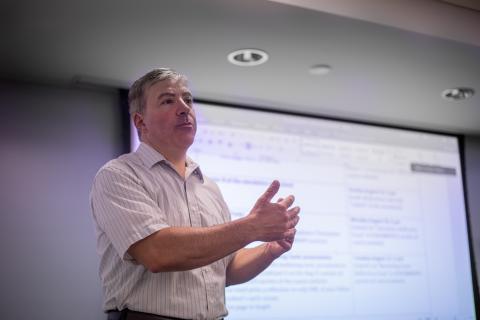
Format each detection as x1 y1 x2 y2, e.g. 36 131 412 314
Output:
91 165 169 261
127 227 170 272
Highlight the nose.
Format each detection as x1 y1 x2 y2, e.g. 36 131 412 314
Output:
176 98 192 116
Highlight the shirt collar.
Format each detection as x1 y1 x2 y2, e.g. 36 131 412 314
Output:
136 142 167 168
136 142 204 182
186 157 204 182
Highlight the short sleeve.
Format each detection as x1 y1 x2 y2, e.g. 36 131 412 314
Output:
91 165 169 260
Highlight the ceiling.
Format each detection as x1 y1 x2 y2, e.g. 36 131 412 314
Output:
2 0 480 134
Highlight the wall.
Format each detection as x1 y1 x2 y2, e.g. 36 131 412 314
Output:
0 81 123 320
465 135 480 297
0 80 478 318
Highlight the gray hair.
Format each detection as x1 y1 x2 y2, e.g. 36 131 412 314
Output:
128 68 188 115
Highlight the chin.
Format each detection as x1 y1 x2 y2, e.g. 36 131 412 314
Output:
180 136 195 149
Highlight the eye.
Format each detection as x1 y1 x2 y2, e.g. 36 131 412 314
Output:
161 98 174 105
184 96 193 105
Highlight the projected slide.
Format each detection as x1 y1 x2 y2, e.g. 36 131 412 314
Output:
131 102 476 320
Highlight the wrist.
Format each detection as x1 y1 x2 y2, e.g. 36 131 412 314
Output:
232 215 257 245
264 242 281 260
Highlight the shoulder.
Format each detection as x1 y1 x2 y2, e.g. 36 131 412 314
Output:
93 152 143 186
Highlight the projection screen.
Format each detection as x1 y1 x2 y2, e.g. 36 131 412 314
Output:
131 101 477 320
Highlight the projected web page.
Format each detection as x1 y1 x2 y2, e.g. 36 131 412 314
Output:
131 102 476 320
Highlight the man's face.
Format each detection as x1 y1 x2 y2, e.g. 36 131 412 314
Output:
134 78 197 154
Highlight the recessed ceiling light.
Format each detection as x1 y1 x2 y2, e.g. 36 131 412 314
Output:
441 87 475 101
309 64 332 75
227 49 269 66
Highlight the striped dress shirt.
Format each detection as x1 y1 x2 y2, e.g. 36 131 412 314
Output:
90 142 233 320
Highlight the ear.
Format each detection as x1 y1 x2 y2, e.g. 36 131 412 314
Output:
133 112 145 135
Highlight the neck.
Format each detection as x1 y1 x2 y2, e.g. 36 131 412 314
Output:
143 140 188 178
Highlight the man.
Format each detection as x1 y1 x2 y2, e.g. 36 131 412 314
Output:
90 68 300 320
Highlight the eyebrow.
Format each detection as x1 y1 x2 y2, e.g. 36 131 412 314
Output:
157 92 175 100
157 92 193 100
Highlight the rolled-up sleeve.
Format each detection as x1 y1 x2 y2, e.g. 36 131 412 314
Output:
91 165 169 260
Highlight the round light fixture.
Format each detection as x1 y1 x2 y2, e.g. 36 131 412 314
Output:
227 49 269 66
309 64 332 76
441 87 474 101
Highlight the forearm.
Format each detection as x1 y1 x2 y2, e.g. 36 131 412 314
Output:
128 216 255 272
128 180 299 273
226 244 276 286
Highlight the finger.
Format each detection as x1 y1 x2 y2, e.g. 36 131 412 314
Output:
276 197 284 203
288 215 300 228
254 180 280 207
278 194 295 209
283 228 296 239
276 240 292 251
282 237 293 246
287 206 300 219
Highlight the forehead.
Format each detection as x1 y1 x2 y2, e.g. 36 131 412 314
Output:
146 78 191 97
